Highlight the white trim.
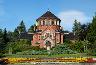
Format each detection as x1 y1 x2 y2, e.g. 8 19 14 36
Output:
44 37 55 48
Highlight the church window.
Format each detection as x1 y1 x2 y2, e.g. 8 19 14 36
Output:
52 21 54 25
50 35 52 38
56 21 57 25
45 35 47 37
43 21 45 25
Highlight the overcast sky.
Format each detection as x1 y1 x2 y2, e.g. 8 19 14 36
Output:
0 0 96 31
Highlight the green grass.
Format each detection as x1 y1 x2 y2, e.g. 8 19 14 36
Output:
4 53 93 58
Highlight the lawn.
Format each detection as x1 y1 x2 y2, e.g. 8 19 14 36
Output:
4 53 93 58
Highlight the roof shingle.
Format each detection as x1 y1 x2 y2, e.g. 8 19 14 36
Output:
36 11 61 21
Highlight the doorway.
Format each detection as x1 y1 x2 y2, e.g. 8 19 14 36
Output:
46 41 51 50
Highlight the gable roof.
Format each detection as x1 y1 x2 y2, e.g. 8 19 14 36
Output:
36 11 61 21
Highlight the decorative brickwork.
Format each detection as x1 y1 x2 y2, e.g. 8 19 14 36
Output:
32 11 64 50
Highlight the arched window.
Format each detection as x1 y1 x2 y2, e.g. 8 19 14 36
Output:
43 21 45 25
52 21 54 25
50 35 52 38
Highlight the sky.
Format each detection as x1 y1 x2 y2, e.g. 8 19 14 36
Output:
0 0 96 31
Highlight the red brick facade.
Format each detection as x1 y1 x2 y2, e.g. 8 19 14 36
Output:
31 11 64 50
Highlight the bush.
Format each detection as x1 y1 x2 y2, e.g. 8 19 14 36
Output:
6 39 31 54
0 53 5 58
16 49 48 55
51 43 77 54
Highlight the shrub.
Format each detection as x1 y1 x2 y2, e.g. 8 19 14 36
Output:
6 39 31 54
0 53 5 58
16 50 48 55
51 43 76 54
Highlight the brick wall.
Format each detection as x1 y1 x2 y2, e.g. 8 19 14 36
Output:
37 25 60 31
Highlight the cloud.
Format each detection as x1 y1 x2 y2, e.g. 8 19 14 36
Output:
58 10 91 31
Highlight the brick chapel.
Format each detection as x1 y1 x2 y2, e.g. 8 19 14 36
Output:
32 11 64 50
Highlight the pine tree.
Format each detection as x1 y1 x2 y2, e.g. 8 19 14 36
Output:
3 28 9 43
13 28 19 41
17 20 26 33
0 28 9 53
86 14 96 55
87 15 96 43
0 29 3 53
72 20 82 40
28 25 35 33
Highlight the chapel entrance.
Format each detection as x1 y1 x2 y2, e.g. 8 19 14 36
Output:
46 41 51 50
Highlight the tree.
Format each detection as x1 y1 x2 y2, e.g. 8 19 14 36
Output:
17 20 26 33
3 28 9 43
12 39 31 53
80 24 89 41
86 14 96 55
87 15 96 43
28 25 35 33
0 28 9 53
52 43 76 54
72 20 82 40
13 28 19 41
0 29 4 53
7 31 14 42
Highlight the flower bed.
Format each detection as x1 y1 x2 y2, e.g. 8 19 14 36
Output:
0 57 90 64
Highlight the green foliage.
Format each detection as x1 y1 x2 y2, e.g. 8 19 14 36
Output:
80 24 89 40
3 28 9 44
13 28 19 41
28 25 35 33
16 49 48 55
73 20 81 32
15 46 47 55
72 20 82 40
0 29 4 52
17 20 26 33
6 39 31 54
7 31 14 42
0 28 9 53
86 15 96 55
52 43 76 54
0 53 5 58
73 41 84 52
87 40 96 56
72 20 89 41
87 16 96 43
64 39 91 53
